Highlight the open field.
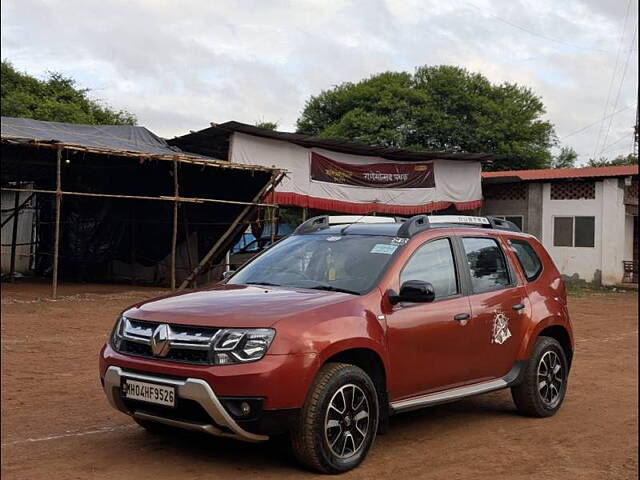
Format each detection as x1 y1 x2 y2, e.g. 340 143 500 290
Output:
1 283 637 479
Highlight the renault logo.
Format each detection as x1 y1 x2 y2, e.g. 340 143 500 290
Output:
150 324 171 357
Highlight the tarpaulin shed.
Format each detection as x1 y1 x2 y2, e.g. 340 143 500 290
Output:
171 121 496 215
1 117 284 296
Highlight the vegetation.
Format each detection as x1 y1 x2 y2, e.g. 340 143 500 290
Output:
587 153 638 167
296 65 557 171
1 60 136 125
551 146 578 169
255 120 278 130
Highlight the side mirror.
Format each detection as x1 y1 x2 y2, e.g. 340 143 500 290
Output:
388 280 436 305
222 270 236 280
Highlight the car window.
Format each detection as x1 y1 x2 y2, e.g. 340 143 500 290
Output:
229 234 402 294
509 239 542 281
462 237 511 293
400 238 458 299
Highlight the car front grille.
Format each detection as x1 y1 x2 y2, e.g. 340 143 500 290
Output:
116 317 218 365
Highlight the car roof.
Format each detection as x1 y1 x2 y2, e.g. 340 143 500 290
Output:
302 222 535 239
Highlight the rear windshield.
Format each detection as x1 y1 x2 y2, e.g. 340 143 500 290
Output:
228 234 404 294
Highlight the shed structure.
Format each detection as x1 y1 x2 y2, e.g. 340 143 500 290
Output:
1 117 284 296
171 122 495 215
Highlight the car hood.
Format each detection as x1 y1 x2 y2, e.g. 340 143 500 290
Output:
123 284 351 328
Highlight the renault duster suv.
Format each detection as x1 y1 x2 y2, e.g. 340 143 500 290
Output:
100 214 573 474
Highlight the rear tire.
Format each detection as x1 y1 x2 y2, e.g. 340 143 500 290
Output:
291 362 379 474
511 336 568 417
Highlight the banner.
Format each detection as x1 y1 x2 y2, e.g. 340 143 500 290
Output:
230 132 483 214
310 152 435 188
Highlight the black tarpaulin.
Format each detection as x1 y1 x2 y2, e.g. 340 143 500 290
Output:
1 116 207 159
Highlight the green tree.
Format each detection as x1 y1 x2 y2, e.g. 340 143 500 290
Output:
551 146 578 169
296 65 556 171
255 120 278 130
587 153 638 167
1 60 136 125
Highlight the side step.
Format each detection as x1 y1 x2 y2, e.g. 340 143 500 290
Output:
390 361 526 413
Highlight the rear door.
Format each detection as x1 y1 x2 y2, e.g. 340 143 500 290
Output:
455 233 531 381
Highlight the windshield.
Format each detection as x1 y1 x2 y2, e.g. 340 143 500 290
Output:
228 234 403 294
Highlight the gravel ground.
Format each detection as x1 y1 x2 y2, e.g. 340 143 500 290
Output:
1 282 637 479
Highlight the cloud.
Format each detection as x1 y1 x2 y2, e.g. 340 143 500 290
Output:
1 0 637 163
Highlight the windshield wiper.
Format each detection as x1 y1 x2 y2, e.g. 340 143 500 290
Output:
245 281 282 287
306 284 360 295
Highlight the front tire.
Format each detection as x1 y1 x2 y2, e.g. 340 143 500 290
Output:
511 336 569 417
291 362 379 474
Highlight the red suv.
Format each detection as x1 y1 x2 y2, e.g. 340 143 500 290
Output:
100 215 574 474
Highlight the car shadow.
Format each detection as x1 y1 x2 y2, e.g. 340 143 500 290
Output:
125 390 521 473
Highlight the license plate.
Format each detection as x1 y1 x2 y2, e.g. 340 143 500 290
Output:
122 379 176 407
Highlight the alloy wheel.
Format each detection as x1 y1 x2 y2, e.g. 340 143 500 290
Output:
537 350 563 408
324 384 370 459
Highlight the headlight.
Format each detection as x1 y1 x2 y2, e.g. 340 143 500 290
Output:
110 315 125 350
211 328 276 365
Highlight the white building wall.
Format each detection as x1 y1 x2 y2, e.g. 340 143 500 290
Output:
600 178 627 285
541 179 627 286
624 214 634 260
542 182 603 284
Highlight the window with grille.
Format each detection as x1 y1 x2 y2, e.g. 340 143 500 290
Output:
550 181 595 200
553 216 595 247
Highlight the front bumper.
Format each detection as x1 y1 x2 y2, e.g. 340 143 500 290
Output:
103 365 268 442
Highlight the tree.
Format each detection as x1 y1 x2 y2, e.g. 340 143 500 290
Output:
551 146 578 169
1 60 136 125
296 65 556 171
587 153 638 167
255 120 278 130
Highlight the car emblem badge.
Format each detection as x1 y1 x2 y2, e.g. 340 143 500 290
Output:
150 324 171 357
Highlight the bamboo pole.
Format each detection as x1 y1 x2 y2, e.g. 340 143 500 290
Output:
52 147 62 298
178 172 285 290
0 187 278 208
9 187 20 282
0 139 279 173
171 159 179 291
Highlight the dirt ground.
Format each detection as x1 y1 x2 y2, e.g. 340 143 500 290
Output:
1 282 637 479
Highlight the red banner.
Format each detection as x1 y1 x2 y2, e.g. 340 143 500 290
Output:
310 152 435 189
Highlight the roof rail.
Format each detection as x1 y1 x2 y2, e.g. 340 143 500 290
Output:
293 215 400 234
397 214 521 237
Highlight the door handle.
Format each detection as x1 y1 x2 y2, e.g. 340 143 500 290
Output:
453 313 471 322
512 303 525 311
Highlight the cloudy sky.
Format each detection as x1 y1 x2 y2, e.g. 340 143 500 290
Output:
1 0 638 164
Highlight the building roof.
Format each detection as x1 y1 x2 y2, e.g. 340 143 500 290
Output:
0 116 280 173
482 165 639 183
171 121 499 163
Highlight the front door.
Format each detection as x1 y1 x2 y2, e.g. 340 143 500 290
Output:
386 237 473 400
457 235 529 381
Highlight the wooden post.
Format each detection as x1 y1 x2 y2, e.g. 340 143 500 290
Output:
171 159 179 291
178 172 284 290
130 208 136 285
52 148 62 298
9 186 20 282
302 207 308 222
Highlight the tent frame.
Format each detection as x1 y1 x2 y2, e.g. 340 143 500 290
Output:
1 140 285 297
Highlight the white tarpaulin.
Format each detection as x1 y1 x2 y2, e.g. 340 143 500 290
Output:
230 132 482 214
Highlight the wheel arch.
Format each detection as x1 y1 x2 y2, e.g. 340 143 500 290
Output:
322 346 390 433
538 325 574 368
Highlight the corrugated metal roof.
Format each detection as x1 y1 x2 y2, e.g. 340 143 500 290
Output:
173 121 499 163
482 165 638 182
